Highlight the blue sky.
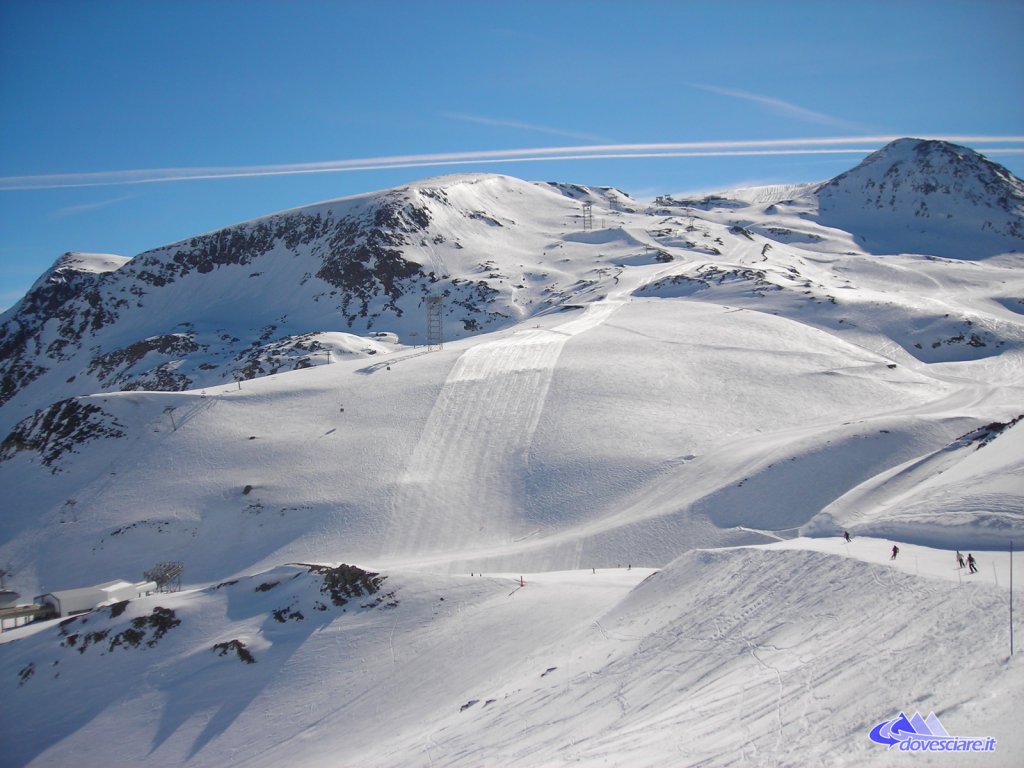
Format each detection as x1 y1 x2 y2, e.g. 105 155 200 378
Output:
2 0 1023 311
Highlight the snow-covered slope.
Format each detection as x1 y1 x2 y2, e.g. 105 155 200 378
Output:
1 138 1023 767
2 543 1020 767
1 139 1022 586
805 415 1024 547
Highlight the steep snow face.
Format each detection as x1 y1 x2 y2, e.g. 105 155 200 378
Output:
813 138 1024 258
805 416 1024 547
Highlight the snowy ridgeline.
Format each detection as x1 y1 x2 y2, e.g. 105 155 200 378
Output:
0 138 1022 766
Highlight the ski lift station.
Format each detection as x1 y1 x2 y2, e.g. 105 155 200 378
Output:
35 579 157 618
0 579 161 632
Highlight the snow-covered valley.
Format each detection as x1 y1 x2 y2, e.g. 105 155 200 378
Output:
1 138 1022 766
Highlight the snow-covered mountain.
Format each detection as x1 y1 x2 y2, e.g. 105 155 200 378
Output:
0 176 631 434
1 138 1022 767
814 137 1024 257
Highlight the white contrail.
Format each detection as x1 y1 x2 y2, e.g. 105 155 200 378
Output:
2 136 1022 190
50 194 136 218
441 111 609 143
691 84 865 131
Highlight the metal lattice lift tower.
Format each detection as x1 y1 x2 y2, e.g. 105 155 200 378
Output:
582 202 593 231
426 295 444 351
144 561 184 593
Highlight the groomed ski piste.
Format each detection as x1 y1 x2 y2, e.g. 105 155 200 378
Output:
1 540 1020 767
1 141 1023 766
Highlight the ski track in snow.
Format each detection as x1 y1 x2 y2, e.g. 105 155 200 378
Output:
384 298 624 557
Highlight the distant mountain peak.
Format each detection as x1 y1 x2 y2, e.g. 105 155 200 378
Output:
826 137 1023 193
814 138 1024 258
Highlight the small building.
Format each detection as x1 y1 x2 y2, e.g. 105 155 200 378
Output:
0 603 51 633
35 579 157 618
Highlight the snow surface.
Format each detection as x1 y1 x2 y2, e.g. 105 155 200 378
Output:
52 252 131 274
1 542 1021 767
1 140 1023 766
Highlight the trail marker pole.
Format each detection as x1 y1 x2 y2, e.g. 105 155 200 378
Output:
1011 539 1015 656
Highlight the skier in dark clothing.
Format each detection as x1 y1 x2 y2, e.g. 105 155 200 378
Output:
957 551 965 569
968 553 978 574
891 545 899 560
844 531 851 543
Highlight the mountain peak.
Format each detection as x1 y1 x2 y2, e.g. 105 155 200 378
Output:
814 138 1024 258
